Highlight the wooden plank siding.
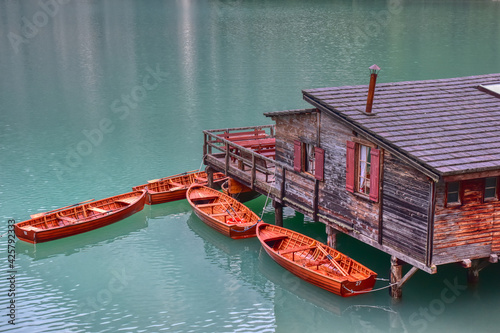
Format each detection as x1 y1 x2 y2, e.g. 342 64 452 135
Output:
381 152 430 262
433 179 500 265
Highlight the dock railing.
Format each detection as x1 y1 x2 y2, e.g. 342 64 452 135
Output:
203 125 276 186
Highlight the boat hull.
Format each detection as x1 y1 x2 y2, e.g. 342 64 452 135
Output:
191 209 257 239
187 185 259 239
133 170 228 205
257 223 377 297
15 190 147 244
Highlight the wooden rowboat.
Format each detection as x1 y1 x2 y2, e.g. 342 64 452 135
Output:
186 185 259 239
256 223 377 297
132 170 228 205
14 190 147 244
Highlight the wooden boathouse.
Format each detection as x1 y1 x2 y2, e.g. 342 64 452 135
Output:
202 70 500 297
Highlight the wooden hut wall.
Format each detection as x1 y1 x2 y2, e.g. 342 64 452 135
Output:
274 113 318 208
433 179 500 265
317 121 380 239
381 152 431 263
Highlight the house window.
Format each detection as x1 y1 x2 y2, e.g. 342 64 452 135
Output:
293 140 324 181
304 143 315 175
346 141 381 202
358 145 371 195
446 181 461 205
484 177 498 200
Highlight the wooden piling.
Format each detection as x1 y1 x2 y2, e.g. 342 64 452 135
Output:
467 258 490 284
206 166 214 189
326 225 338 249
273 200 283 227
390 256 403 299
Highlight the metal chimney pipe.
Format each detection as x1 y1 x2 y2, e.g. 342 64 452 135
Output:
365 64 380 114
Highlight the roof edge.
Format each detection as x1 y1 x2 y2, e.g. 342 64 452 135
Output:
263 108 317 118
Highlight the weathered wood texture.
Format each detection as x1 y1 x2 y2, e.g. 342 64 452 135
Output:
382 152 430 263
433 178 500 265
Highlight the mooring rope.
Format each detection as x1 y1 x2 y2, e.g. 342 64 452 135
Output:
376 277 390 281
260 168 277 221
343 280 398 295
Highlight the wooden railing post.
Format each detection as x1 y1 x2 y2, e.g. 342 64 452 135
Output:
251 154 256 190
203 133 207 156
225 142 229 175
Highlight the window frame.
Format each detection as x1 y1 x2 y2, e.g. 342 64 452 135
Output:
346 140 381 202
302 142 316 176
483 176 499 202
293 140 324 181
357 144 372 196
445 181 462 207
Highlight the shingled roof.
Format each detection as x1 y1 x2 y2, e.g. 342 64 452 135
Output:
301 73 500 177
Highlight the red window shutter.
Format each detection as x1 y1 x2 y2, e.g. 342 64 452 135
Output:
346 141 355 193
369 148 381 202
293 140 302 172
314 147 325 181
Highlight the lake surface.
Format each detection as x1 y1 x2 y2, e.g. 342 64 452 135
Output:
1 0 500 332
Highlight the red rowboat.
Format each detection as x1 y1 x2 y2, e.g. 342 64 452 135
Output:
133 170 228 205
14 190 147 243
186 185 259 239
256 223 377 297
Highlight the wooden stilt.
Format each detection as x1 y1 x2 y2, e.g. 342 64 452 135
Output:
206 166 214 189
326 225 338 249
390 256 403 299
467 258 490 284
273 200 283 227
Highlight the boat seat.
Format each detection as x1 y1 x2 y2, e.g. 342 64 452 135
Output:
197 202 222 208
195 177 207 182
190 195 220 202
24 226 41 231
210 212 230 217
115 197 136 205
262 234 289 242
278 245 316 255
169 181 185 187
57 213 77 223
87 207 109 214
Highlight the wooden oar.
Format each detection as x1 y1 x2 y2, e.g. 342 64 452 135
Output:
30 199 95 218
220 196 244 222
316 243 349 277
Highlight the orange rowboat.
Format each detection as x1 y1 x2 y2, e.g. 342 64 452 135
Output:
256 223 377 297
133 170 228 205
14 190 147 244
187 185 259 239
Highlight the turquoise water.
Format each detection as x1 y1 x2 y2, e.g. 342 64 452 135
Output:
1 0 500 332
